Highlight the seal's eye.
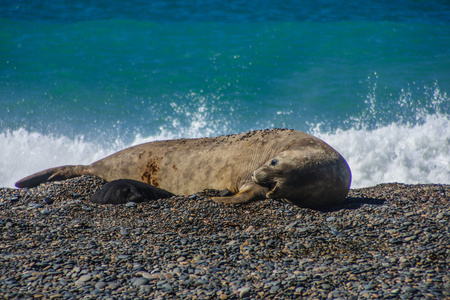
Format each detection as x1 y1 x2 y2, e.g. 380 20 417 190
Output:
270 159 278 166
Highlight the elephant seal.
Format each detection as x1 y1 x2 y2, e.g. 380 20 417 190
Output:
90 179 174 205
15 129 351 208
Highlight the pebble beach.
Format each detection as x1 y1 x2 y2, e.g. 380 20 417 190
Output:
0 176 448 299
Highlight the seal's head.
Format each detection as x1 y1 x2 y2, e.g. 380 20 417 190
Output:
252 149 351 208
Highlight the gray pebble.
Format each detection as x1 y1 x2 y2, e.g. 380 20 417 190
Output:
40 208 51 215
139 285 152 293
402 286 418 293
95 281 108 290
285 221 298 230
364 282 376 290
238 286 251 298
133 277 149 287
108 282 121 290
270 285 280 294
78 274 92 282
82 205 92 211
29 203 43 209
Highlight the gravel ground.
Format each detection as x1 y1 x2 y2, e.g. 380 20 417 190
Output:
0 176 449 299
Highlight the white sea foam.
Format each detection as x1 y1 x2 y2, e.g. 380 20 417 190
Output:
1 113 449 189
0 129 112 188
314 113 450 188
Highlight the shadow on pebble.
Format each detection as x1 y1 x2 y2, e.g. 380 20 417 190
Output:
90 179 174 204
317 197 386 212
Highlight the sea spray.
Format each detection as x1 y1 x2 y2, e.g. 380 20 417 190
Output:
315 113 449 188
0 129 113 188
312 81 450 188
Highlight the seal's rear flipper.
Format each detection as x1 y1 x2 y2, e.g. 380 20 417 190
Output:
15 165 88 188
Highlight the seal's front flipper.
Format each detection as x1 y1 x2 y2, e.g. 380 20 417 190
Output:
211 182 268 205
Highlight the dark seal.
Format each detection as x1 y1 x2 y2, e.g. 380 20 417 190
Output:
90 179 174 205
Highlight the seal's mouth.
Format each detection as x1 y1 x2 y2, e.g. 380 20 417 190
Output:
266 180 277 192
253 174 277 192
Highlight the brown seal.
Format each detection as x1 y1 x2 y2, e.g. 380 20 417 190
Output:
15 129 351 208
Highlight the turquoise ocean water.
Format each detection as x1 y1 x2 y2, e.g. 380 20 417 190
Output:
1 1 449 188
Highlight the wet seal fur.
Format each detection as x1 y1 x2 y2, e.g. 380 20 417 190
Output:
90 179 174 205
16 129 351 208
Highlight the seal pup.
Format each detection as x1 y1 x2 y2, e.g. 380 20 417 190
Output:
90 179 174 205
15 129 351 208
